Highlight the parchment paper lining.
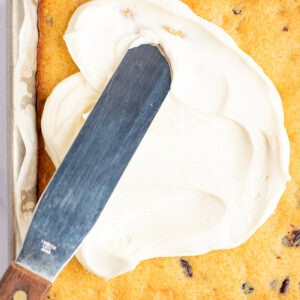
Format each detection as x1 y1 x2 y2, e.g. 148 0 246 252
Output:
14 0 38 254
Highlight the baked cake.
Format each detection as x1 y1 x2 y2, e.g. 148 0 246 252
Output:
37 0 300 298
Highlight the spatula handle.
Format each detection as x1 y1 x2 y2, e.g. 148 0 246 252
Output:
0 262 51 300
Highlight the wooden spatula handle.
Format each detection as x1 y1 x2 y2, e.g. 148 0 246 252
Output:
0 262 51 300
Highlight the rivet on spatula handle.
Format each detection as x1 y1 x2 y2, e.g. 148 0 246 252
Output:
13 290 27 300
0 262 51 300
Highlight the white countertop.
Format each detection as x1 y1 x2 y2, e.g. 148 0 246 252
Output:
0 0 9 277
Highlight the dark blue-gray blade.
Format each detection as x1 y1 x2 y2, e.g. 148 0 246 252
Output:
17 44 171 281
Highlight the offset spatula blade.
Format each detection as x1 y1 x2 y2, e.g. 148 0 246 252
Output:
18 44 171 280
0 44 171 299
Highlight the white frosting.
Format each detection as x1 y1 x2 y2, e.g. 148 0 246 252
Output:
41 0 290 279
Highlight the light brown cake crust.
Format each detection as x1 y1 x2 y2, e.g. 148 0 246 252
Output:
37 0 300 299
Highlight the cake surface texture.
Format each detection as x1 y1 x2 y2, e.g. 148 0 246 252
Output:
37 0 300 299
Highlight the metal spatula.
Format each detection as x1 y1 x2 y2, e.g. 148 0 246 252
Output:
0 44 171 300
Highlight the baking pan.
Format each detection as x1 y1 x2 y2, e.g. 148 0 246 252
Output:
6 0 16 264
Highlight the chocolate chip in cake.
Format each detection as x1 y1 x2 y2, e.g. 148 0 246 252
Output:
242 282 254 294
282 228 300 247
232 8 242 15
270 279 278 290
179 258 193 278
280 277 290 294
291 230 300 244
282 26 288 32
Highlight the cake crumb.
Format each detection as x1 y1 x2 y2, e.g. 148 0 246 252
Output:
163 26 185 38
232 8 242 15
121 9 133 19
45 15 53 27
